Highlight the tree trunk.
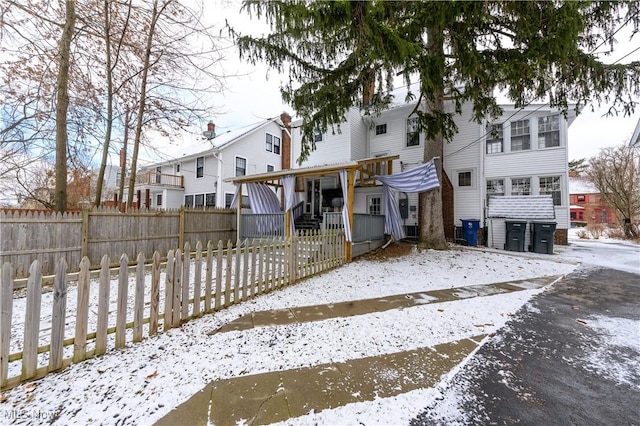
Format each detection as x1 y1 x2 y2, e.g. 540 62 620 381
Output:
54 0 76 212
118 109 130 212
418 25 448 250
94 0 114 207
127 0 160 210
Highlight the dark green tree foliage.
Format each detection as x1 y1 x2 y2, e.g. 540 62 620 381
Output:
233 1 640 248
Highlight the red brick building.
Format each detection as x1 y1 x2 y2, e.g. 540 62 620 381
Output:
569 176 618 226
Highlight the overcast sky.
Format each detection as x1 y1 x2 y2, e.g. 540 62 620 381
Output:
157 1 640 164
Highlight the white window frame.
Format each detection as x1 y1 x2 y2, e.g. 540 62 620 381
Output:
538 115 560 149
457 170 474 188
367 195 382 215
510 177 531 195
266 164 275 173
486 178 505 206
196 156 204 178
406 117 420 147
539 175 562 206
313 131 323 143
235 156 247 177
510 119 531 151
156 193 163 207
266 133 273 152
375 123 387 135
486 123 503 154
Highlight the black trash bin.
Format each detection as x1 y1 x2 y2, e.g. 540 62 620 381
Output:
461 219 481 247
531 222 556 254
505 221 527 252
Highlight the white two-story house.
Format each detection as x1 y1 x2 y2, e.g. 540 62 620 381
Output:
130 114 291 210
289 88 576 245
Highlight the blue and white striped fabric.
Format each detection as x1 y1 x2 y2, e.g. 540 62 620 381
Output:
246 182 281 214
375 158 440 240
282 175 297 235
339 169 352 242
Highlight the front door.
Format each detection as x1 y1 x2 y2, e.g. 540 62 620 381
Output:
306 178 322 217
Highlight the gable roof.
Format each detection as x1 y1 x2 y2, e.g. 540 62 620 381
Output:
631 116 640 147
569 177 598 194
147 118 280 168
487 195 555 220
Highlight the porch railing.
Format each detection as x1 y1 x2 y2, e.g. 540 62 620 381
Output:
241 213 285 240
134 171 184 188
323 212 385 243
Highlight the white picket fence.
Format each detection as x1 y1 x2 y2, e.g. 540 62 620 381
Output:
0 231 345 391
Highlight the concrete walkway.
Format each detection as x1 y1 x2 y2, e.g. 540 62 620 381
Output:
156 276 560 426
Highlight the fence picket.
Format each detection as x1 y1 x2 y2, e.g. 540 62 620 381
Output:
150 252 161 336
0 263 12 387
133 253 145 343
22 260 42 379
249 240 256 298
115 254 129 349
49 258 68 371
205 241 213 313
95 255 110 355
181 243 191 321
233 242 240 304
173 249 183 327
164 250 175 330
215 240 223 310
73 257 91 362
224 241 232 307
242 243 249 301
194 242 202 316
257 241 264 295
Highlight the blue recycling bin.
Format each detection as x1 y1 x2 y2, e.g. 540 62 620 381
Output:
461 219 481 247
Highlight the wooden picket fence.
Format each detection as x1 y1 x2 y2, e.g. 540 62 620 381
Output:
0 230 345 391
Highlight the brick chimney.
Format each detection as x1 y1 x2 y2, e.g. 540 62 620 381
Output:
203 121 216 140
280 112 292 171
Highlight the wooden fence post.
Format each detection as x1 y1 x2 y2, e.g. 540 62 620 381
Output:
205 241 213 313
133 253 145 343
81 208 89 259
73 257 91 362
0 262 13 388
194 241 202 317
173 249 182 327
115 254 129 349
178 208 185 251
150 251 161 336
215 240 223 310
49 258 68 371
22 260 42 379
181 243 191 322
164 250 175 330
95 255 110 355
224 241 232 307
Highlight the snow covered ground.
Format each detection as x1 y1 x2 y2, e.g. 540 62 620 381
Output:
1 230 636 425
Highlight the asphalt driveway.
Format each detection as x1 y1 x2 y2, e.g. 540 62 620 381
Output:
411 266 640 425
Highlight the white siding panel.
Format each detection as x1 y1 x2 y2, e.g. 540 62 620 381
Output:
446 102 484 225
349 108 368 160
293 120 352 168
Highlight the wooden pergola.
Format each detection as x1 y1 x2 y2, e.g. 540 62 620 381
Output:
227 155 399 261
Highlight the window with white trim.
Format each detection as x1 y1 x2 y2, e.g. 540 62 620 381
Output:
375 124 387 135
486 179 504 205
174 163 180 173
235 156 246 177
539 176 561 205
313 131 323 143
273 135 281 154
486 123 503 154
205 193 215 207
406 117 419 147
266 133 273 152
266 164 275 172
225 193 234 208
184 194 194 207
196 157 204 178
368 196 382 215
195 194 204 207
156 194 163 207
510 119 530 151
458 171 472 187
511 177 531 195
538 115 560 148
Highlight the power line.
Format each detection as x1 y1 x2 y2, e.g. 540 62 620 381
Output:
445 15 638 160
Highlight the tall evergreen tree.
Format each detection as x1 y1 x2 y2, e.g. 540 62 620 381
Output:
233 1 640 249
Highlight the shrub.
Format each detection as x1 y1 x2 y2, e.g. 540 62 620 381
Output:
587 223 605 239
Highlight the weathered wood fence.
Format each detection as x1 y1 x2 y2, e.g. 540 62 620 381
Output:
0 208 237 278
0 231 345 391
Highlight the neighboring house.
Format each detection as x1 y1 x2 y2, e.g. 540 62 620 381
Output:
569 176 618 226
290 87 576 245
129 114 291 210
